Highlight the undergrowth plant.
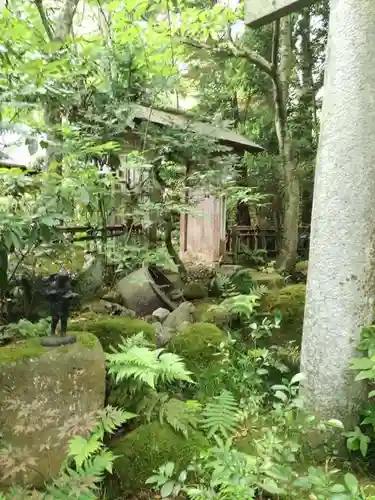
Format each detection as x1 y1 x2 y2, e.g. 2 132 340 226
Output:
106 332 201 437
347 324 375 459
0 406 134 499
147 377 367 499
0 318 51 345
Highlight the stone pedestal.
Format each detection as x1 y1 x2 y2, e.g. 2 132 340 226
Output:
0 332 106 488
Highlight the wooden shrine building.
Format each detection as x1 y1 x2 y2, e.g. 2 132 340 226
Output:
122 104 265 263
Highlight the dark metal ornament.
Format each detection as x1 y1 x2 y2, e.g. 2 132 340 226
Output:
40 271 79 347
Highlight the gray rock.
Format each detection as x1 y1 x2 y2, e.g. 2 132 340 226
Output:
164 302 196 331
82 300 136 317
177 321 191 333
153 322 174 347
101 290 125 305
152 307 170 323
144 315 155 323
169 289 183 301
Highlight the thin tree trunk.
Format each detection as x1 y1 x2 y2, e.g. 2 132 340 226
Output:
148 165 161 248
273 16 300 272
164 214 187 278
301 0 375 428
35 0 80 173
298 7 318 153
278 138 300 271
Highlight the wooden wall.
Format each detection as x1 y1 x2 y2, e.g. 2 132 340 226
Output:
180 194 226 262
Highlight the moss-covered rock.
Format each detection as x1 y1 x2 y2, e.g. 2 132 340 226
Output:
218 265 283 289
183 281 208 300
0 332 105 488
259 284 306 345
110 422 208 495
200 305 232 328
0 331 97 364
70 315 156 352
250 271 283 288
193 299 218 320
192 298 232 329
169 322 226 372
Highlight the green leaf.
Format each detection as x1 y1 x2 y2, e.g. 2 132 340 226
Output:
164 462 174 477
160 480 176 498
355 370 374 381
360 435 369 457
330 483 346 493
292 476 311 488
350 358 375 370
178 470 187 482
271 384 288 391
344 472 358 494
290 372 305 385
40 215 59 227
326 419 344 429
79 188 90 205
274 390 288 402
258 479 285 495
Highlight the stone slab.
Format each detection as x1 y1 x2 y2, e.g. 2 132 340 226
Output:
245 0 317 28
0 332 105 488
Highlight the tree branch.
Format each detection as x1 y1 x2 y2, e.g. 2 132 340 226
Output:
272 20 280 68
183 38 275 78
34 0 55 41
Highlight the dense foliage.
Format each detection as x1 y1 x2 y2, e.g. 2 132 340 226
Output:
4 1 375 499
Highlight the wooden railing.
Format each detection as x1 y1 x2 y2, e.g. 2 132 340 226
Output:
226 225 279 257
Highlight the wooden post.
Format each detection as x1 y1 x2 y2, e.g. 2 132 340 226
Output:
244 0 316 28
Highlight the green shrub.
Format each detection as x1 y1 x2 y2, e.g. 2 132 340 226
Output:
70 315 155 352
109 421 208 495
169 322 226 372
259 284 306 345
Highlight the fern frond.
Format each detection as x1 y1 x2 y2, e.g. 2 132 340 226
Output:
67 435 102 469
159 398 200 438
200 390 240 439
108 332 151 353
94 406 136 440
220 294 260 318
106 345 193 389
157 352 195 385
137 391 170 422
48 450 115 498
0 488 44 499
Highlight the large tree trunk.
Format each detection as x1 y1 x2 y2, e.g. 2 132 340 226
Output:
273 16 300 272
300 0 375 428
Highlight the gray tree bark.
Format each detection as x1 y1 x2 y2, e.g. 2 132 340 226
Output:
300 0 375 428
274 16 300 272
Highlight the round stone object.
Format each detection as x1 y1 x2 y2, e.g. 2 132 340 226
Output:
40 334 77 347
0 331 106 488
